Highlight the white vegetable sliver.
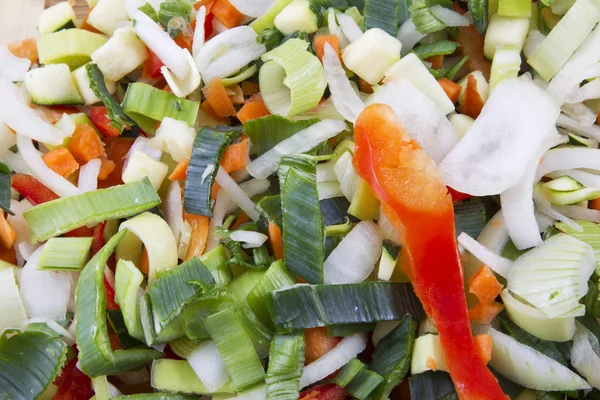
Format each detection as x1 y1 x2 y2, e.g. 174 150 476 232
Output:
215 168 260 221
188 341 231 392
161 49 201 98
537 147 600 179
0 45 31 82
571 322 600 389
397 19 426 56
561 102 596 127
2 149 31 175
317 181 344 200
163 181 183 244
78 159 102 193
430 5 470 26
192 6 206 57
334 151 358 202
230 231 268 249
457 232 513 278
534 191 583 232
205 188 232 252
336 13 363 42
553 205 600 223
7 199 35 267
476 211 509 254
224 178 271 215
564 78 600 103
556 113 600 141
229 0 274 17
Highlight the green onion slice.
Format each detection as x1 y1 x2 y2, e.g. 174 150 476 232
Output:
243 115 319 156
37 237 93 271
269 282 425 332
37 29 107 69
24 178 161 243
87 63 133 132
259 38 327 117
265 332 305 400
75 230 162 377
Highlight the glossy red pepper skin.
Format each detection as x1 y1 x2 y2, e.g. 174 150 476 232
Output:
90 106 121 137
352 104 507 400
52 355 94 400
11 173 60 204
299 384 346 400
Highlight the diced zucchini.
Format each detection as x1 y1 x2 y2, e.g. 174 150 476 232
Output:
342 28 402 85
411 334 448 375
551 0 576 15
348 178 380 221
91 27 148 81
38 2 77 35
489 45 521 91
417 317 438 336
72 63 117 106
536 184 600 206
274 0 319 35
568 132 598 147
449 114 474 138
484 15 529 59
87 0 131 36
377 240 400 281
37 29 107 69
149 117 196 162
458 71 489 109
541 176 583 192
122 150 169 190
24 64 83 106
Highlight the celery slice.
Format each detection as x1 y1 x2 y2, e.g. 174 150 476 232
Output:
37 29 107 69
499 0 533 17
250 0 295 33
489 45 521 90
37 237 93 271
24 178 161 243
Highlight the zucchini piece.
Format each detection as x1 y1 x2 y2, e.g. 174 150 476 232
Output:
568 132 598 147
274 0 319 35
541 176 583 192
86 0 130 36
348 178 380 221
377 240 400 281
484 15 529 59
38 2 77 35
72 63 117 106
91 27 149 81
449 114 474 138
411 333 448 374
24 64 83 106
37 29 107 69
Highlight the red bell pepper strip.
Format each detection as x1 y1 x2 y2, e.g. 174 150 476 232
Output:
90 106 121 137
352 104 507 400
448 187 472 202
52 354 94 400
299 384 346 400
11 173 59 205
142 50 165 80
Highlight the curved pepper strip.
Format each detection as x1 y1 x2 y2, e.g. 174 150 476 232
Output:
352 104 507 400
75 229 162 377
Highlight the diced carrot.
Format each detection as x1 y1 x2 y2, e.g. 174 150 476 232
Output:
359 78 374 94
460 74 485 119
80 7 102 34
211 182 221 200
200 100 227 123
169 157 190 181
0 245 17 265
7 38 38 64
236 94 270 124
42 148 79 178
315 35 340 63
227 84 245 105
468 301 504 324
221 136 248 173
457 25 491 80
0 212 16 249
268 221 284 260
68 125 106 164
98 137 134 189
427 55 444 69
305 327 341 365
203 77 237 117
438 77 461 104
242 81 259 96
139 247 149 275
211 0 245 28
426 357 438 371
468 265 503 305
184 213 210 260
230 213 249 230
98 156 116 180
473 334 493 364
590 198 600 210
174 31 193 53
31 104 79 124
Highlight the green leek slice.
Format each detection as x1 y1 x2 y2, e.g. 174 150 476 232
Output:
409 371 456 399
0 161 11 215
183 126 241 217
469 0 489 33
364 0 400 35
75 230 162 377
0 331 68 400
122 83 199 134
24 178 160 243
454 201 488 239
498 0 533 17
265 332 305 400
37 237 93 271
583 275 600 318
37 29 107 69
243 115 319 156
150 359 236 395
345 368 384 400
326 323 375 337
409 0 447 33
113 394 197 400
278 155 325 284
0 267 27 332
115 259 145 341
269 282 425 332
331 359 364 387
221 65 258 86
259 38 327 117
201 245 233 287
87 63 133 132
107 308 146 350
412 40 460 59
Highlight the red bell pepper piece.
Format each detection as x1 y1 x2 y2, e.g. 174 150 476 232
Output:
448 187 472 202
52 354 94 400
142 50 165 80
89 106 121 137
11 173 59 205
299 384 346 400
352 104 507 400
104 271 120 311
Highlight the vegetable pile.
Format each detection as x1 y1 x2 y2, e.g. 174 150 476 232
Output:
2 0 600 398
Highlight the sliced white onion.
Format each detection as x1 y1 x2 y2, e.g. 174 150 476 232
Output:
205 188 232 252
0 76 63 145
336 13 363 42
19 246 72 320
246 119 347 179
188 340 231 392
548 169 600 188
300 334 367 388
125 136 162 170
327 9 349 49
553 205 600 223
163 181 183 244
16 134 81 198
457 232 513 278
192 6 206 57
324 221 383 284
195 26 266 83
561 102 596 127
533 191 583 232
537 147 600 179
317 180 344 200
439 78 560 196
7 199 35 266
535 210 555 231
397 19 427 56
133 10 189 80
571 322 600 389
224 178 271 215
334 151 358 201
369 79 459 165
229 0 274 17
0 45 31 82
430 5 470 26
230 230 268 249
556 113 600 141
56 113 76 140
2 150 32 175
0 122 16 157
565 78 600 103
215 168 260 221
316 162 337 183
161 49 201 98
78 159 101 193
476 211 509 254
323 43 365 123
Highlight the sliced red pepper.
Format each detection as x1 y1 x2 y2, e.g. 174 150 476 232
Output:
104 272 120 311
142 49 165 80
11 173 59 205
91 221 106 256
89 106 121 137
352 104 507 400
52 354 94 400
448 187 472 202
299 384 346 400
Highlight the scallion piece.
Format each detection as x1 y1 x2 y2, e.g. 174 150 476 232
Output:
24 178 161 243
278 155 325 284
37 237 93 271
183 126 241 217
122 82 199 134
243 116 318 156
0 161 11 215
204 307 266 391
364 0 401 35
265 332 305 400
259 38 327 117
256 195 283 228
86 63 133 132
75 230 162 377
269 282 425 332
37 29 107 69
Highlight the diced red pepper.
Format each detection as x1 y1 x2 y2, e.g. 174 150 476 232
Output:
142 49 165 80
52 354 94 400
104 273 120 311
299 384 346 400
352 104 507 399
91 222 106 256
448 187 472 202
89 106 121 137
204 12 214 38
11 173 59 205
